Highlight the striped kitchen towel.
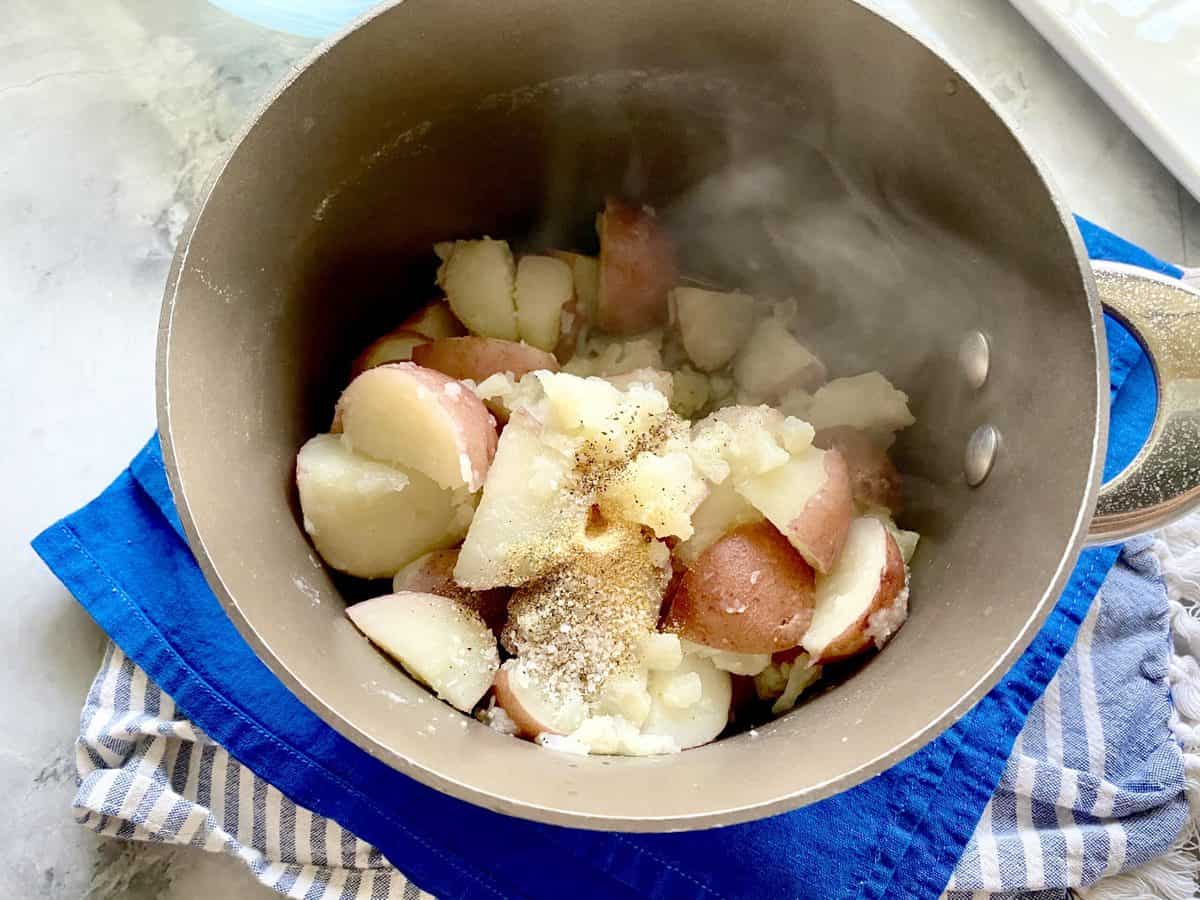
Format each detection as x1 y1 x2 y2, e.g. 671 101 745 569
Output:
70 533 1200 900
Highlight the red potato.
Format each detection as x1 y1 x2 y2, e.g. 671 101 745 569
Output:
347 591 500 713
336 362 498 492
669 286 756 372
814 426 903 515
412 336 559 384
550 250 599 326
296 435 469 579
351 328 431 377
515 255 575 353
436 238 520 340
399 299 466 339
492 662 586 738
737 447 853 573
664 521 816 654
732 315 827 400
801 517 907 664
393 549 510 635
641 653 732 749
596 198 677 335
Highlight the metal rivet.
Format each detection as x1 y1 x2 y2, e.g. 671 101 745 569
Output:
959 331 990 389
965 424 1000 487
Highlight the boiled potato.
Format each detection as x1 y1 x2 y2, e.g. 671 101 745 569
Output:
550 250 600 326
336 363 498 492
399 299 466 339
347 591 499 712
515 255 575 352
596 198 677 335
804 372 915 439
351 328 431 377
664 521 816 654
670 286 756 372
737 447 853 574
492 661 587 737
393 548 510 635
642 654 732 749
733 315 826 400
296 435 470 578
454 412 589 589
412 336 559 384
801 517 907 663
814 426 903 514
436 238 519 340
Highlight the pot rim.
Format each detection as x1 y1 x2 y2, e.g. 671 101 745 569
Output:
156 0 1109 829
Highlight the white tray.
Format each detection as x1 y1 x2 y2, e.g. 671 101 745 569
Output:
1010 0 1200 202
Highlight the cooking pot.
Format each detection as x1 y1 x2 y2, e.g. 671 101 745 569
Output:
157 0 1200 830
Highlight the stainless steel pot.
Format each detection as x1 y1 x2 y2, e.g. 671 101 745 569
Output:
157 0 1200 830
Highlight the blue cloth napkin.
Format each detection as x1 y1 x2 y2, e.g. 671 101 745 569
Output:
33 218 1182 899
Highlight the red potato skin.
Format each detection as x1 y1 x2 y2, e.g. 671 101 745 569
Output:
596 198 678 335
492 667 557 739
412 336 559 384
664 521 816 654
815 426 902 515
394 549 510 636
786 449 854 574
399 299 466 339
809 529 906 664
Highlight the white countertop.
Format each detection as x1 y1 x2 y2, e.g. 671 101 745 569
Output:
1 1 1196 896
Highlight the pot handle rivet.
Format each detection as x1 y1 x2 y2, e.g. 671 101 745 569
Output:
959 331 990 389
964 424 999 487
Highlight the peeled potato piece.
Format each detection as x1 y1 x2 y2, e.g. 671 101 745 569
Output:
515 255 575 352
412 336 559 384
436 238 520 340
737 447 853 574
493 661 587 738
393 549 510 635
336 363 498 492
296 435 469 578
596 198 677 335
351 328 431 376
664 521 816 654
801 517 907 664
642 654 732 749
399 299 466 339
347 591 499 713
814 426 903 514
670 286 756 372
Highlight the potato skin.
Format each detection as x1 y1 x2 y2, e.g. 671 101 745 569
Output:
810 528 905 664
596 198 678 335
393 549 510 635
412 336 559 383
785 448 853 574
814 426 902 515
664 521 815 654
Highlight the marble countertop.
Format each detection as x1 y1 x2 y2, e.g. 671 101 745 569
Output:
2 1 1196 896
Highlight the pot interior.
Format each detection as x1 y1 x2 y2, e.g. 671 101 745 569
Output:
160 0 1104 828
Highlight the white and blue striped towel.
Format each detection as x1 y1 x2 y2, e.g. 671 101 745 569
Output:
72 534 1200 900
